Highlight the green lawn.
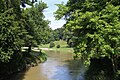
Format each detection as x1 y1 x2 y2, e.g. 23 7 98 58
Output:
40 40 68 48
39 40 74 52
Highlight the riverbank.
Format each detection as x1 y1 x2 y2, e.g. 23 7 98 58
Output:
31 47 73 53
9 48 85 80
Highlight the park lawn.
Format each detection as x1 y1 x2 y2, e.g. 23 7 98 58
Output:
39 40 74 52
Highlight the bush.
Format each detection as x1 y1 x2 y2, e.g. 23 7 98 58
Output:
56 45 60 48
49 42 55 48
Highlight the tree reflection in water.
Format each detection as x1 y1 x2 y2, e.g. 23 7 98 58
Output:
63 59 86 80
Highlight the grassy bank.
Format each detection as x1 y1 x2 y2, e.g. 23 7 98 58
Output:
39 40 74 52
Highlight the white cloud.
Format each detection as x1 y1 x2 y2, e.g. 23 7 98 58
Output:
49 20 66 30
42 0 68 30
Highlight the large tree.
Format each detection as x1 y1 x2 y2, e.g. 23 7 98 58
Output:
22 2 50 46
55 0 120 73
0 0 24 63
0 0 49 79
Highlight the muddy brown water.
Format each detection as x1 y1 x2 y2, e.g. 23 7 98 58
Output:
11 50 86 80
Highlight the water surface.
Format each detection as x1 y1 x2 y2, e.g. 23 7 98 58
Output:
12 50 86 80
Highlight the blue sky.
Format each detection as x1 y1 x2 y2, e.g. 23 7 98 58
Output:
42 0 68 30
22 0 68 30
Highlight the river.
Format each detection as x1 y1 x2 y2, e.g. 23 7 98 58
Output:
11 50 86 80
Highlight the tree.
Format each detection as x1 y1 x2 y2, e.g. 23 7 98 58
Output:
0 0 49 79
22 2 50 45
0 0 28 78
48 27 66 42
0 0 24 63
55 0 120 74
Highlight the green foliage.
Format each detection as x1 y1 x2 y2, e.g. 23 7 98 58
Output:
48 27 65 42
55 0 120 74
85 57 114 80
40 40 69 48
49 42 55 48
0 0 49 78
38 50 47 63
0 0 28 77
48 27 75 45
22 2 50 45
56 44 60 48
54 3 69 20
0 7 23 63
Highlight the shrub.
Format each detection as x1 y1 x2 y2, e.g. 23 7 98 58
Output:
49 42 55 48
56 44 60 48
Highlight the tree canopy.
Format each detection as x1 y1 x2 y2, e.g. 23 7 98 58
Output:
0 0 49 78
22 2 50 45
55 0 120 73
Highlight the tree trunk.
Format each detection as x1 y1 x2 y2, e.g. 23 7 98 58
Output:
28 42 32 54
111 54 117 75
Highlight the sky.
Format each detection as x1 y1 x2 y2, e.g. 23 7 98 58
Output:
21 0 68 30
42 0 68 30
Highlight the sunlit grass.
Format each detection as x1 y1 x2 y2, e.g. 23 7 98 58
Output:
39 40 74 53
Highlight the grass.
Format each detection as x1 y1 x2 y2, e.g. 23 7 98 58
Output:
39 44 50 48
40 40 68 48
39 40 74 52
54 40 69 48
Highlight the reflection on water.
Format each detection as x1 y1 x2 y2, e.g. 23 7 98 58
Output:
10 50 117 80
11 50 86 80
